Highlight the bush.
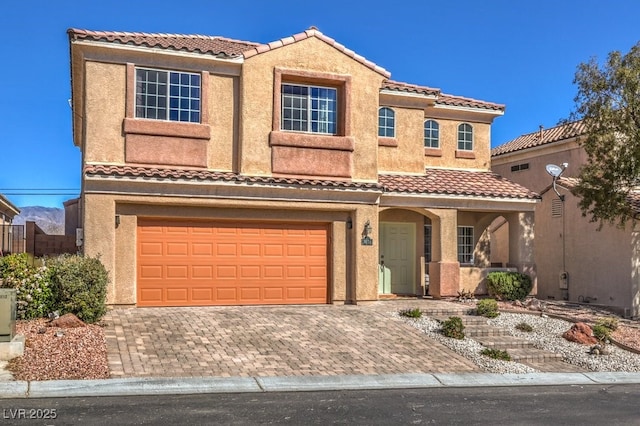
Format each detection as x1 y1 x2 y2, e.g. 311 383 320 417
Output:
0 254 55 320
399 308 422 318
592 324 611 343
486 272 533 301
515 322 533 332
441 316 465 339
47 254 109 324
476 299 499 318
481 348 511 361
595 317 619 332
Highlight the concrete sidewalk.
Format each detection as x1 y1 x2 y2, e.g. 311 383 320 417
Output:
3 371 640 399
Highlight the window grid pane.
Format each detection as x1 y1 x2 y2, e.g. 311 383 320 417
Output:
457 226 474 264
424 224 432 264
424 120 439 148
378 107 395 137
135 68 201 123
458 123 473 150
281 84 337 135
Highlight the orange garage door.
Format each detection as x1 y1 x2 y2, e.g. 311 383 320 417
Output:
137 219 328 306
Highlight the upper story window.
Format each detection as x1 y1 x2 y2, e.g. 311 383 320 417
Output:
282 84 337 134
457 226 474 264
424 120 440 148
457 123 473 151
378 107 395 137
135 68 201 123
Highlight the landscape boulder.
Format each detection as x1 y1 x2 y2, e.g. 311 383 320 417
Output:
562 322 597 345
47 313 86 328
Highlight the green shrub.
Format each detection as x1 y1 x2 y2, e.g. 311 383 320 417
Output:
47 254 109 324
592 324 611 343
481 348 512 361
476 299 499 318
399 307 422 318
486 272 533 301
0 254 55 320
441 316 465 339
515 322 534 332
595 317 619 332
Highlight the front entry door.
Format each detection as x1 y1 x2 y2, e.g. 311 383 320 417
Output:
379 222 415 295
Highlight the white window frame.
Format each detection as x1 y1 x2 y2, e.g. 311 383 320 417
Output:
457 226 474 264
135 67 201 123
457 123 473 151
281 83 337 135
424 119 440 148
378 107 395 137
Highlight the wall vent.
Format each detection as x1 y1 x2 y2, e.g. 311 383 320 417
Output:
551 198 563 217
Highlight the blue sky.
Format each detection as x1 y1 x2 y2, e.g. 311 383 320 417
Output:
1 0 639 208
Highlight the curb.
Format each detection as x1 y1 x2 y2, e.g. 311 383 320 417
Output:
3 372 640 399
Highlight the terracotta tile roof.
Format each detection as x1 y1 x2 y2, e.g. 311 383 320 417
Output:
84 164 383 191
382 80 441 97
67 28 259 58
436 94 505 112
379 169 538 200
243 27 390 78
492 120 586 157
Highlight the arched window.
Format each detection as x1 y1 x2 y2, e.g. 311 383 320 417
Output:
457 123 473 151
378 107 395 137
424 120 439 148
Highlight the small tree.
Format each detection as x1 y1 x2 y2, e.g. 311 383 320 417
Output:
569 41 640 228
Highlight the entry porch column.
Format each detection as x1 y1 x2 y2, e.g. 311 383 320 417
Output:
507 211 537 294
427 208 460 298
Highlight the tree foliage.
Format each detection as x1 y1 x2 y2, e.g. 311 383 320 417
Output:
570 41 640 228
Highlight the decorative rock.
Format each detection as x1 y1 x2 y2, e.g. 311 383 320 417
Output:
563 322 598 345
589 344 610 356
526 298 546 311
48 313 86 328
37 327 46 334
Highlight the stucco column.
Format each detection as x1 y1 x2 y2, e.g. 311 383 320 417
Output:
507 211 537 294
352 205 379 303
83 194 117 304
427 208 460 298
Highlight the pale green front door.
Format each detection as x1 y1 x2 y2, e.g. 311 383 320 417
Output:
379 222 415 295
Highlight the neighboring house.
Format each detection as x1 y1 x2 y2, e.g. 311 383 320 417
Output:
0 194 20 256
492 121 640 318
68 27 538 307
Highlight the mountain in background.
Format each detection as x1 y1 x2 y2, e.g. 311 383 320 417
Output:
14 206 65 235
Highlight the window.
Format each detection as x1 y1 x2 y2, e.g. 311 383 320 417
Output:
135 68 201 123
424 120 439 148
424 224 432 264
457 123 473 151
282 84 337 134
378 107 395 137
457 226 474 264
511 163 530 172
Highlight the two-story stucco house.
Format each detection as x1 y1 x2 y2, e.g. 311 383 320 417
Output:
67 27 538 307
0 194 20 256
492 121 640 318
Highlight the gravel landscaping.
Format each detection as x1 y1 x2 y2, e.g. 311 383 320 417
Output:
394 309 640 374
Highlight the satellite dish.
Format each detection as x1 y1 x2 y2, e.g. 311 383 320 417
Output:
546 164 564 178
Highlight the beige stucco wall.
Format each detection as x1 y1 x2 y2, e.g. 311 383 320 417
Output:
492 140 587 193
207 74 238 171
84 62 126 164
423 120 492 170
536 190 637 316
240 37 386 180
377 107 425 174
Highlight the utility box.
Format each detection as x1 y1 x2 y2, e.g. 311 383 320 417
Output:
0 288 17 342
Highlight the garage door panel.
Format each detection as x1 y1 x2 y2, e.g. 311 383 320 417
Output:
138 220 328 306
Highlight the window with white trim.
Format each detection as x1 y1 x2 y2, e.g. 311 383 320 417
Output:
378 107 395 137
424 120 439 148
282 84 337 134
457 226 474 264
457 123 473 151
135 68 201 123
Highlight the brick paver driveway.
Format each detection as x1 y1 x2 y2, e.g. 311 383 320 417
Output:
104 301 480 378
